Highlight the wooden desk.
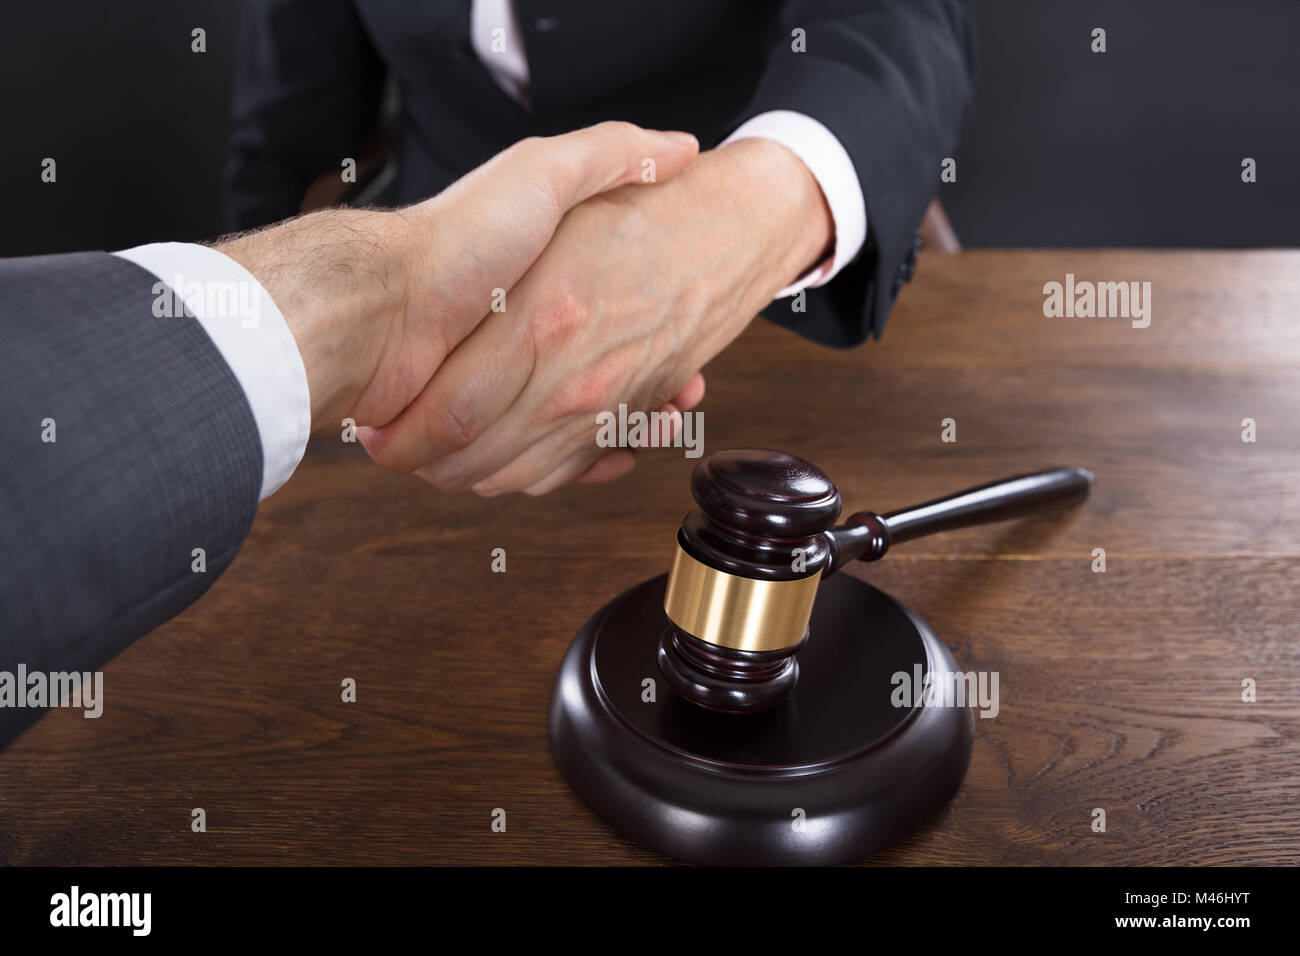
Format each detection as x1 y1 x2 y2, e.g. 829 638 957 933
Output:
4 250 1299 865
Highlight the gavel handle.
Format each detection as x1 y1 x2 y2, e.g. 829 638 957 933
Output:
823 467 1094 574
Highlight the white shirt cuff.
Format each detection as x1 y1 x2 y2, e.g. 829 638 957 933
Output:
723 109 868 298
112 242 311 501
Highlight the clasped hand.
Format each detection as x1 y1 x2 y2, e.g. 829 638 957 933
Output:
220 121 831 495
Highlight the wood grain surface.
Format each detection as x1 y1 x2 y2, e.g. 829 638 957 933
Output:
3 250 1298 865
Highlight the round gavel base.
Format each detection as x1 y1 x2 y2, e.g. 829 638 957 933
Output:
549 573 974 865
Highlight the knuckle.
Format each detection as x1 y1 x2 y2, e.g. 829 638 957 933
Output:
416 463 470 492
510 135 545 158
527 286 590 356
371 448 412 476
474 476 518 497
360 430 412 475
596 120 638 139
423 396 479 454
511 135 569 210
427 467 471 492
542 351 628 422
531 168 567 223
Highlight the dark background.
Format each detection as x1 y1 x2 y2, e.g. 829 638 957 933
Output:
1 0 1296 258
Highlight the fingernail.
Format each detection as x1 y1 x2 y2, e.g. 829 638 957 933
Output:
664 131 698 148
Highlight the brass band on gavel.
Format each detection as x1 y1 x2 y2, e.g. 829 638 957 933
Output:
662 544 819 653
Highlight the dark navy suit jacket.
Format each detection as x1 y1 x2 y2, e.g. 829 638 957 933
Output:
0 253 263 747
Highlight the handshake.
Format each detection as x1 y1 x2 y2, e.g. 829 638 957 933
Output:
219 122 832 496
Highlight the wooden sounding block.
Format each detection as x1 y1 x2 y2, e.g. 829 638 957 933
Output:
549 448 1092 864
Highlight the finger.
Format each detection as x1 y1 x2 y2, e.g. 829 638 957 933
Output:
576 450 637 484
523 449 622 496
373 286 638 480
644 400 683 449
407 406 566 493
552 392 689 492
521 424 648 496
486 394 684 498
464 414 598 496
670 371 706 411
436 354 698 492
362 305 537 473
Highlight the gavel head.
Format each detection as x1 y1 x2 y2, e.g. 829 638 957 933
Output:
658 448 843 714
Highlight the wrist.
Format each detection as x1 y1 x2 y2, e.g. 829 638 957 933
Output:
707 138 835 286
216 208 410 430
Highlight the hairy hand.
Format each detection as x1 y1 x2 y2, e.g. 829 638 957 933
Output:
361 137 833 495
216 122 700 430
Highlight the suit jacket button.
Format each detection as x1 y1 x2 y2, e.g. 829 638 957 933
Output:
897 233 922 284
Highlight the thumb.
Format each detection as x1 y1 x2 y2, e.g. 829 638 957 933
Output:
420 123 698 307
539 121 700 211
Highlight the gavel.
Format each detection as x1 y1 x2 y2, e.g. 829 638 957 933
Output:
659 448 1093 714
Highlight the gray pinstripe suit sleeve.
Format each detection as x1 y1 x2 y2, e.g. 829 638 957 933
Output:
0 252 264 748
